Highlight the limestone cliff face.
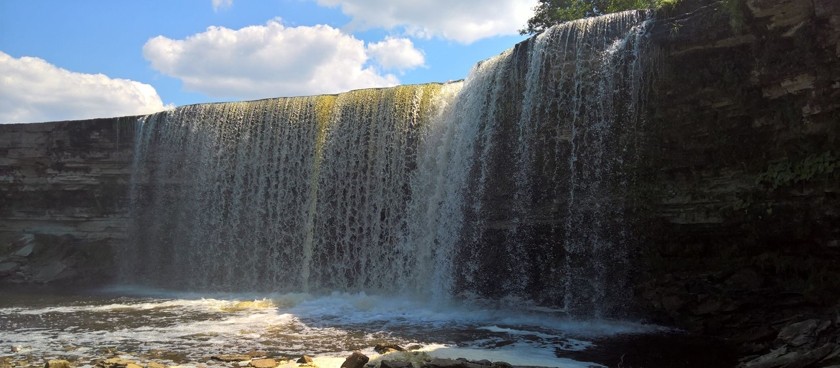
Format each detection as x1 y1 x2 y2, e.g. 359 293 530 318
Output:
0 117 138 284
632 0 840 357
0 1 837 357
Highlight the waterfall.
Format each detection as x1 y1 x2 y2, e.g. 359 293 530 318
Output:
125 10 652 317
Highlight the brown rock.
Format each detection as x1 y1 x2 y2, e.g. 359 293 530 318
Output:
99 358 137 368
296 355 314 364
44 360 72 368
147 363 166 368
250 358 277 368
340 352 369 368
374 344 405 354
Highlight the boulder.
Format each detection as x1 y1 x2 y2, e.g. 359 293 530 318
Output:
374 344 405 354
777 319 822 347
340 352 369 368
249 358 277 368
296 355 314 364
45 360 72 368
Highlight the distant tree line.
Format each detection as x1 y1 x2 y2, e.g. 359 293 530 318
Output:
520 0 675 34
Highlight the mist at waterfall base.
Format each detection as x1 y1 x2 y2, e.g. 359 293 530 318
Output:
1 11 673 367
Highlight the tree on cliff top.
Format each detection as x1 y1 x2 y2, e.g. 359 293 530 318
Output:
520 0 669 34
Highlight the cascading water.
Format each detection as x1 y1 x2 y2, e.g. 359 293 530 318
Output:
125 10 652 317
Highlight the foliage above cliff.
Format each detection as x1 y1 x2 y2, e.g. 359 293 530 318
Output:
520 0 677 34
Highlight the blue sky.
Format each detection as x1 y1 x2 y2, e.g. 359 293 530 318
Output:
0 0 536 123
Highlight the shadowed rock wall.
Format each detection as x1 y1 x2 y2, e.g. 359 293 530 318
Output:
633 0 840 363
0 117 138 285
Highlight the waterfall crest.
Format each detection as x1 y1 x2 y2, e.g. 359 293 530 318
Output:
125 10 652 316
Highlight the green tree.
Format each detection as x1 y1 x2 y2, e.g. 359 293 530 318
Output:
520 0 667 35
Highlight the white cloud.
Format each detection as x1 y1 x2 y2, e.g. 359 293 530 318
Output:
315 0 538 44
143 21 425 99
0 51 168 124
367 37 424 71
212 0 232 12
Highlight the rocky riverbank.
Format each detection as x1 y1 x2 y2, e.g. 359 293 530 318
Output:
4 346 557 368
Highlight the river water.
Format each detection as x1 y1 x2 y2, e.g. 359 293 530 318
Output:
0 287 658 367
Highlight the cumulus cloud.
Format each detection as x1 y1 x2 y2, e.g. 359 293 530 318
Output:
315 0 538 44
212 0 232 12
143 21 425 99
367 37 424 71
0 51 168 124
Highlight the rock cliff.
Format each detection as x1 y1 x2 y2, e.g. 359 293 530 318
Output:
0 0 837 365
0 117 138 285
634 0 840 364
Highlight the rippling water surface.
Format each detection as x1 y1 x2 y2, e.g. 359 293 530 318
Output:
0 287 658 367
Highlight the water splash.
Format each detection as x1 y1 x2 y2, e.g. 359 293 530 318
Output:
125 10 652 317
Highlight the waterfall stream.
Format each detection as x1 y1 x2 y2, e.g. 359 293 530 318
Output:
125 10 652 317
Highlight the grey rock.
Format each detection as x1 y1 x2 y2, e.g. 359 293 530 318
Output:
777 319 821 347
14 243 34 257
32 261 66 283
381 361 412 368
0 262 19 275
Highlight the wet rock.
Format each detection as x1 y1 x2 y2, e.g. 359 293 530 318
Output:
374 344 405 354
249 358 277 368
341 352 369 368
45 360 72 368
380 361 412 368
212 355 251 362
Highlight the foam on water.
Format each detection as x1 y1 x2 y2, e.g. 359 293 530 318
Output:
0 290 662 367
